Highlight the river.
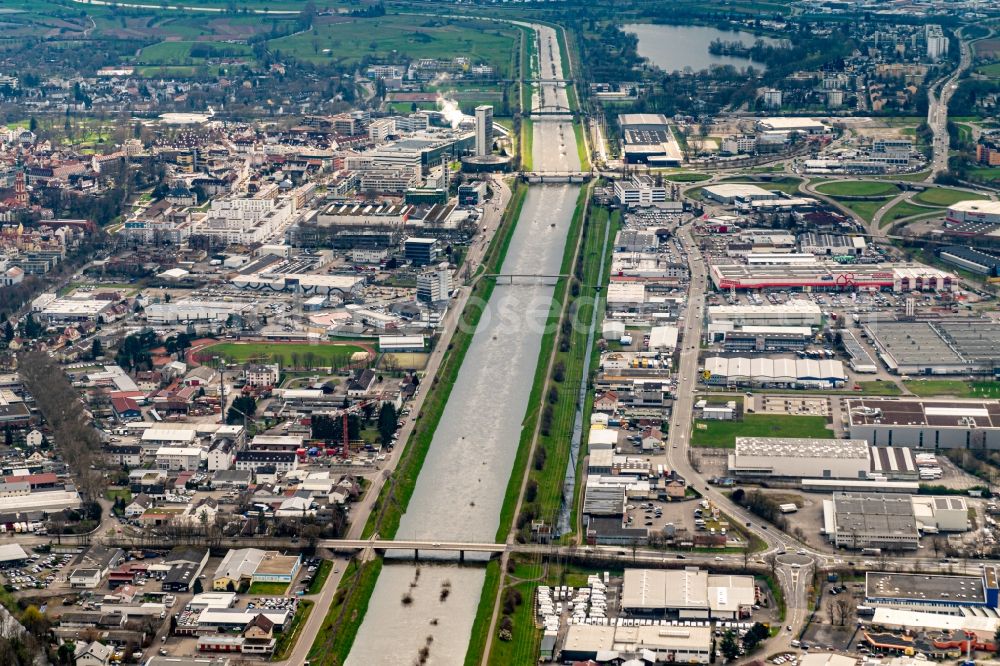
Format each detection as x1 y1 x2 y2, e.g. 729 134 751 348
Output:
622 23 778 72
345 23 581 665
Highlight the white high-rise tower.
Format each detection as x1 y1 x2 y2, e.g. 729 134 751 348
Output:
475 105 493 157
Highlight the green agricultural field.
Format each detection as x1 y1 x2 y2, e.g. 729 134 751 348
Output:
691 414 831 448
904 380 1000 398
137 40 252 65
814 180 900 197
976 62 1000 80
202 342 369 368
913 187 988 207
267 15 519 74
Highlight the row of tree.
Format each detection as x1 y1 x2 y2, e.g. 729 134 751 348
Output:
18 351 105 502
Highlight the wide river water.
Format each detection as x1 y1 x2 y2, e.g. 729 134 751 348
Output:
345 23 582 665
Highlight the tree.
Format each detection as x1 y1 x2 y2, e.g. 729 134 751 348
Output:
2 320 13 343
720 629 741 661
377 403 397 444
193 578 203 594
20 605 49 638
742 622 769 653
226 395 257 425
91 338 102 360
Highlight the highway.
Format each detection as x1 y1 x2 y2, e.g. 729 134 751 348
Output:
925 29 975 181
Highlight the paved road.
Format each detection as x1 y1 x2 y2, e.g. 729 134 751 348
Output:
926 30 974 181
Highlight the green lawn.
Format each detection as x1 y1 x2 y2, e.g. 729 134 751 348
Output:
814 180 900 197
913 187 988 207
104 488 131 503
663 171 711 182
247 581 288 595
691 414 831 448
976 62 1000 79
838 199 889 224
856 381 902 396
881 200 937 226
271 599 313 660
308 558 382 665
307 560 333 594
201 341 368 368
904 380 1000 398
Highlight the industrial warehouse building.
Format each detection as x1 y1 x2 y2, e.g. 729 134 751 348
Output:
707 323 813 352
702 356 846 389
823 492 920 551
865 569 999 613
707 301 822 327
862 320 1000 376
842 330 878 373
938 246 1000 276
620 569 756 619
701 183 778 204
709 262 955 292
728 437 869 479
560 624 713 664
618 114 683 166
847 398 1000 449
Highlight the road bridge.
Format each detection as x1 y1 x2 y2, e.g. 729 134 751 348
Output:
484 273 569 284
522 171 591 183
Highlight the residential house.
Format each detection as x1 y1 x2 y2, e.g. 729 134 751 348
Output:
124 494 153 518
347 368 376 397
74 641 112 666
244 364 280 387
242 614 277 655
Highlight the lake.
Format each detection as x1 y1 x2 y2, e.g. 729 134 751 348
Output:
622 23 779 73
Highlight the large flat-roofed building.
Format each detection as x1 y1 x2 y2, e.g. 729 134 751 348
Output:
620 568 755 619
847 398 1000 449
561 624 713 664
865 569 998 612
703 356 846 389
614 175 672 208
618 114 682 166
799 232 867 257
842 330 877 373
707 300 821 327
756 117 829 134
701 183 778 204
823 492 919 550
709 262 955 292
862 320 1000 375
709 324 813 353
728 437 869 479
946 199 1000 226
938 246 1000 276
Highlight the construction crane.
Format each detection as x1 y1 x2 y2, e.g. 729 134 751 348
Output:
333 398 379 459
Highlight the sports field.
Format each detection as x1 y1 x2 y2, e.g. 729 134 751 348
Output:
690 414 831 448
202 342 370 368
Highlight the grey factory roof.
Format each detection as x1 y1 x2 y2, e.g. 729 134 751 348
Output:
866 572 985 604
832 492 918 540
735 437 869 459
847 398 1000 428
864 320 1000 370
